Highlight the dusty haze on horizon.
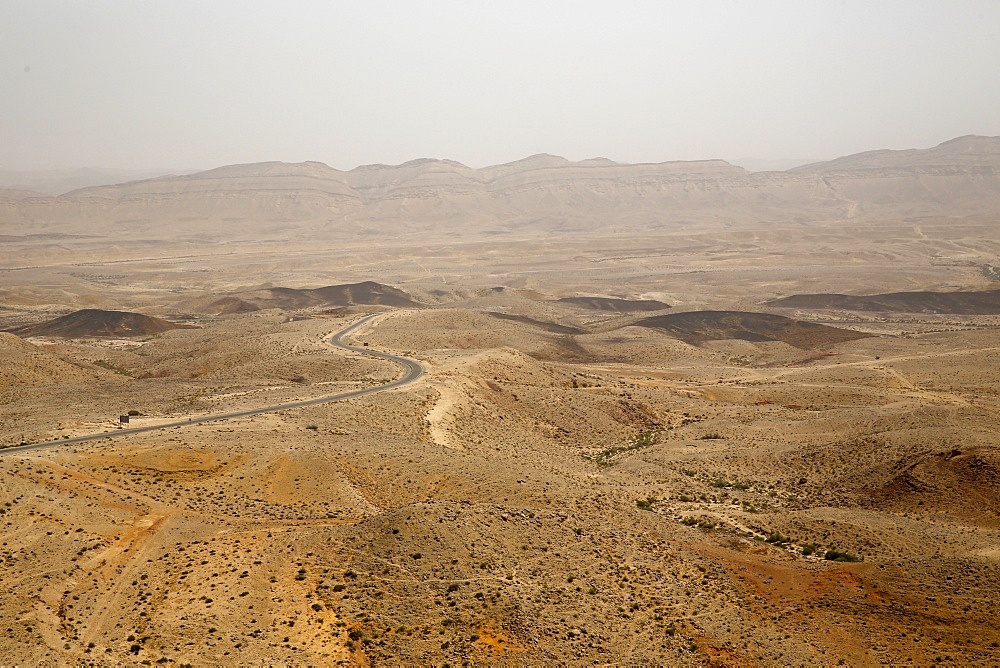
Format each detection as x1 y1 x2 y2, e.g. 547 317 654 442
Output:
2 0 999 173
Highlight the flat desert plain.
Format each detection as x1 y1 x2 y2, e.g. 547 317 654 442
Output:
1 137 1000 665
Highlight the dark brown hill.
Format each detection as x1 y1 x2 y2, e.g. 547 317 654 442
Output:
311 281 420 307
487 312 586 335
243 287 325 310
556 296 670 312
205 281 420 313
767 289 1000 314
8 309 195 338
633 311 872 348
204 297 261 315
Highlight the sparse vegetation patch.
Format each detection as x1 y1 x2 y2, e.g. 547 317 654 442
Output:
590 429 663 468
94 359 132 376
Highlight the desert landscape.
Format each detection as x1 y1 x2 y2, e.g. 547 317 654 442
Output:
1 136 1000 665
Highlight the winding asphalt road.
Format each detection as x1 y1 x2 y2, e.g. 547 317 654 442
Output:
1 313 423 456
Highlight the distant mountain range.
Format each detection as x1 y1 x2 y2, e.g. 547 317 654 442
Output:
0 167 198 196
2 136 998 241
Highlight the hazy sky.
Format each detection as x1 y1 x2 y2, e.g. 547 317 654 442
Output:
2 1 999 171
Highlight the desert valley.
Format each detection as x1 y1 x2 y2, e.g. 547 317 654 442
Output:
1 136 1000 666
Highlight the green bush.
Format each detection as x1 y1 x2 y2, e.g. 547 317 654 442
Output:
824 549 861 563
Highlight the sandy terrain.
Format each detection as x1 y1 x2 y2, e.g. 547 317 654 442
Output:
1 138 1000 665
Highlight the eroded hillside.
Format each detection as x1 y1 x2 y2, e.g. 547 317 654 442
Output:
1 301 999 665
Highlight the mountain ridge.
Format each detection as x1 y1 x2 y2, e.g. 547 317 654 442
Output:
2 136 997 240
6 135 994 198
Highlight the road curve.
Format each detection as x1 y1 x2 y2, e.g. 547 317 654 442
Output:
1 313 423 456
